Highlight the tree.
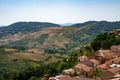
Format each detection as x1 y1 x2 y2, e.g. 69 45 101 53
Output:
29 76 40 80
92 70 100 79
57 62 68 73
91 33 120 51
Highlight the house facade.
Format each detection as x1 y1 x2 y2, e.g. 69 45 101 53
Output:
74 63 93 77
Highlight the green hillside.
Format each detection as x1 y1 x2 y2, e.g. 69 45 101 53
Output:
0 21 120 55
0 21 120 80
0 22 60 38
0 46 68 80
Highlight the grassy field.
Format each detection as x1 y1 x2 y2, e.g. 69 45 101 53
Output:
0 47 68 75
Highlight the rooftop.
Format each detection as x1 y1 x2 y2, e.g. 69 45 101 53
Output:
89 59 99 63
109 67 120 74
74 63 92 72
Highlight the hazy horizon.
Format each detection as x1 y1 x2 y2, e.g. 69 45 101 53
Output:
0 0 120 25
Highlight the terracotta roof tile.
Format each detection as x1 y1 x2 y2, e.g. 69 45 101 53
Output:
74 63 92 72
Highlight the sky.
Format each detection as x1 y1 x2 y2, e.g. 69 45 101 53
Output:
0 0 120 25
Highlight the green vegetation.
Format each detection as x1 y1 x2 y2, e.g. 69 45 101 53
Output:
29 76 40 80
0 22 60 38
0 54 77 80
0 46 68 80
38 34 48 44
27 54 77 80
91 33 120 51
1 21 120 55
1 31 119 80
92 70 101 79
0 21 120 79
0 41 98 80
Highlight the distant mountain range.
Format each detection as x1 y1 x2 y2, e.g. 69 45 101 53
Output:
60 23 73 26
0 21 120 54
0 25 4 27
0 22 60 38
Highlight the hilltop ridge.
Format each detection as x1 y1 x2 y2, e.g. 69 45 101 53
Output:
0 21 120 54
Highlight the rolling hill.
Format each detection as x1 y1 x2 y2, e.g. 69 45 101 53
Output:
0 21 120 55
0 21 120 80
0 22 60 38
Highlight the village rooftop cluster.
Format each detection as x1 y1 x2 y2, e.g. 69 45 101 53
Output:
43 45 120 80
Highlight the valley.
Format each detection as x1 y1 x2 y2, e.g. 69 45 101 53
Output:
1 21 120 55
0 21 120 80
